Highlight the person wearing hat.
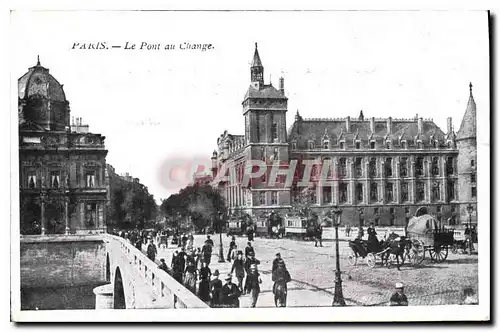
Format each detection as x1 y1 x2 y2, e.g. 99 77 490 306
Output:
206 235 214 248
367 222 378 253
184 259 198 295
220 273 242 308
389 283 408 306
198 261 212 302
245 252 260 274
272 253 283 273
202 240 213 266
227 236 237 262
209 269 222 308
231 251 246 292
173 250 185 284
146 238 157 262
245 264 262 308
158 258 168 273
245 241 255 259
272 259 291 307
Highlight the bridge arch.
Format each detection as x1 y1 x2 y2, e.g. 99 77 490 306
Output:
113 267 126 309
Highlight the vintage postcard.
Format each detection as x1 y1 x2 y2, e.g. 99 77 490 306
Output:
10 10 490 322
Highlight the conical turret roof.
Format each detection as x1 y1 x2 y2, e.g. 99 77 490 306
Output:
457 82 476 140
251 43 263 68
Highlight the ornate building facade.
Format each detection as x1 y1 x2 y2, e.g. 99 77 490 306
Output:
19 58 109 235
212 45 477 226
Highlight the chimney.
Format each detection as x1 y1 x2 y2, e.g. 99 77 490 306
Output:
387 117 392 135
370 117 375 133
279 77 284 95
346 116 351 133
418 117 423 134
447 117 452 133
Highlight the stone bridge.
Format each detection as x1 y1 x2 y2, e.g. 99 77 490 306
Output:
100 234 208 309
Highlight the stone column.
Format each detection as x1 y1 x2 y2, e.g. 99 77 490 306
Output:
349 158 355 205
40 193 47 235
426 158 432 202
364 160 370 203
65 197 70 234
395 159 400 204
410 158 416 203
333 158 339 205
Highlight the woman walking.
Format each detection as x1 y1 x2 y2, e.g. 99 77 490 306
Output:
184 260 198 294
198 262 212 302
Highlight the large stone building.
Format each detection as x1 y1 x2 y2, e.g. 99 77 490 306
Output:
19 58 109 235
210 44 477 227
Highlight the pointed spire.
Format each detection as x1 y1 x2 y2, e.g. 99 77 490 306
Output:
36 55 40 66
457 82 477 140
251 42 263 68
359 110 364 121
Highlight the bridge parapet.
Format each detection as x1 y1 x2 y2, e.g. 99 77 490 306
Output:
104 234 208 309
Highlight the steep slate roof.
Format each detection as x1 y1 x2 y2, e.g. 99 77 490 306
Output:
18 57 67 102
456 83 476 140
288 115 447 149
251 43 263 68
243 84 286 100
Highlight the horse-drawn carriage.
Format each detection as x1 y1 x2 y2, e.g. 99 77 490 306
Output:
406 211 455 264
226 216 245 237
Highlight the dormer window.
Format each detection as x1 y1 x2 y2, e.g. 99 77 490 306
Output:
323 140 329 149
370 141 376 150
447 141 453 149
339 141 345 150
385 141 391 149
355 141 361 149
308 141 314 150
401 140 407 149
433 140 439 148
417 140 423 149
291 141 297 150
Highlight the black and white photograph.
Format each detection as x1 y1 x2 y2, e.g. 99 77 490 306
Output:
9 9 490 322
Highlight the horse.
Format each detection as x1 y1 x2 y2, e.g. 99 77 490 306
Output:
380 236 411 271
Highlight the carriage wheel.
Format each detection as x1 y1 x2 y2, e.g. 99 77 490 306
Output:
366 253 376 268
429 246 448 262
347 254 357 266
410 240 425 265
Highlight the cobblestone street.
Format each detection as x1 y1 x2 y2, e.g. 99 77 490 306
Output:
151 233 478 308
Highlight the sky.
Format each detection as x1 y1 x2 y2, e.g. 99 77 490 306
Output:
10 10 490 203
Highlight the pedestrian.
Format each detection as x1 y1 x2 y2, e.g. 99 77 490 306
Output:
202 241 213 266
272 259 291 307
245 241 255 259
247 225 254 242
245 264 262 308
220 274 242 308
272 253 283 273
181 233 188 249
227 236 237 262
158 258 168 273
367 222 378 252
314 224 323 247
184 260 198 294
195 247 203 270
231 251 246 291
135 238 142 251
389 282 409 306
187 233 194 251
146 239 157 262
186 249 196 267
209 269 223 308
198 261 212 302
206 235 214 248
230 245 239 261
174 249 186 284
357 226 365 240
245 252 261 274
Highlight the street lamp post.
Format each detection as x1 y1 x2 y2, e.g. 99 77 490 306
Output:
466 204 474 255
217 213 225 263
331 206 346 306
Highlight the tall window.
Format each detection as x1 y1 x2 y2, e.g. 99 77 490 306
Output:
354 158 362 177
401 141 407 149
369 158 377 177
255 115 260 142
432 181 440 201
291 141 297 150
385 182 394 202
271 191 278 205
417 141 423 149
27 171 36 188
51 171 60 188
471 173 476 183
355 141 361 149
308 141 314 150
416 181 425 202
271 123 278 140
339 158 347 178
472 187 477 198
386 141 391 149
447 180 455 201
323 187 332 204
323 140 329 149
86 172 96 188
258 192 266 205
446 156 454 175
370 183 378 202
339 183 348 203
415 157 424 177
355 183 363 203
471 160 475 167
339 141 345 150
431 156 439 176
384 158 393 177
400 157 408 177
370 141 376 149
401 182 409 202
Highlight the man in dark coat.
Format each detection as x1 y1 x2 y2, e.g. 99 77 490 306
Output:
158 258 169 273
389 283 409 306
272 253 283 273
146 239 157 262
227 236 237 262
245 252 260 274
367 223 378 252
209 269 223 308
314 225 323 247
202 241 213 266
220 274 242 308
205 235 214 247
231 251 246 291
245 242 255 259
245 264 262 308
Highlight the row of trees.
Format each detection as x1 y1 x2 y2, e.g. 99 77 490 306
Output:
160 183 227 233
106 165 158 230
